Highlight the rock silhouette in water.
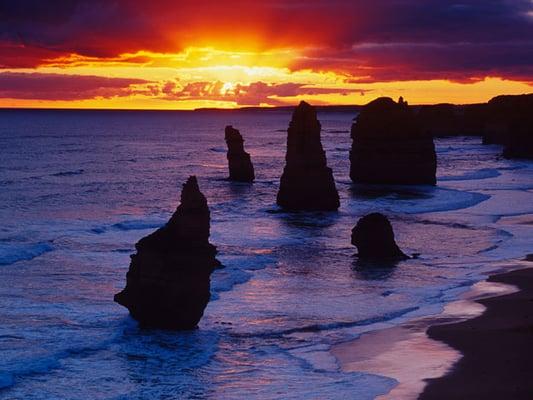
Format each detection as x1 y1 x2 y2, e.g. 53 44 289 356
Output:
114 176 220 330
276 101 340 211
225 125 255 182
350 97 437 185
482 94 533 159
351 213 408 260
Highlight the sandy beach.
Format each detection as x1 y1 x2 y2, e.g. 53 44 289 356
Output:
419 263 533 399
333 259 533 399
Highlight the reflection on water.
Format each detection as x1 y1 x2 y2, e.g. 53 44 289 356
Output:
352 261 400 281
0 110 532 399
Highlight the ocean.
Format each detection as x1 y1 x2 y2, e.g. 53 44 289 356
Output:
0 109 532 399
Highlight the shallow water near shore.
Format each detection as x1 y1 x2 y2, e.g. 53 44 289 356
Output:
0 109 532 399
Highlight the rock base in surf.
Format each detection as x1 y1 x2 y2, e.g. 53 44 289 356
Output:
351 213 409 260
350 97 437 185
225 125 255 182
114 176 220 330
277 101 340 211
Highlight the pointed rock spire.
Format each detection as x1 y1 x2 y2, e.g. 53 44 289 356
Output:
276 101 340 211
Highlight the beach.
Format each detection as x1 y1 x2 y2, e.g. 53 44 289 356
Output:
1 109 532 399
420 262 533 399
333 259 533 399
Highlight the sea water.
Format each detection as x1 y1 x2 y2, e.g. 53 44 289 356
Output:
0 109 532 399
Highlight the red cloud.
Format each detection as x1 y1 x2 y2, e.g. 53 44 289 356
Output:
0 72 151 100
1 1 532 83
161 81 355 105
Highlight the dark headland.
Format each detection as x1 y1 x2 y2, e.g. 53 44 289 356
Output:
419 265 533 400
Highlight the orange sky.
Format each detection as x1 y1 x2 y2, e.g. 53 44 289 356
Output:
1 1 532 109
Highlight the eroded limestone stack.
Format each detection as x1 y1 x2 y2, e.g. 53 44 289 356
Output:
350 97 437 185
351 213 408 260
225 125 255 182
276 101 340 211
114 176 220 330
482 94 533 159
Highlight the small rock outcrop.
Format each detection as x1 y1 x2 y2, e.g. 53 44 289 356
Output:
276 101 340 211
351 213 408 260
114 176 220 330
225 125 255 182
350 97 437 185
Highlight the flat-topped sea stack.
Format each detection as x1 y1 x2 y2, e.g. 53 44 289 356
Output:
276 101 340 211
114 176 220 330
351 213 408 260
503 117 533 159
350 97 437 185
482 94 533 159
482 94 533 145
225 125 255 182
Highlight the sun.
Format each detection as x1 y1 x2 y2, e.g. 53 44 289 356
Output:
220 81 235 95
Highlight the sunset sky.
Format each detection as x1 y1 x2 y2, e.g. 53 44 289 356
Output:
1 0 532 109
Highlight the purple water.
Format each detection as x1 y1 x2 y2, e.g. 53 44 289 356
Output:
0 109 532 399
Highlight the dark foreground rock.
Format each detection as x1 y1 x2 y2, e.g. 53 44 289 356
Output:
351 213 408 260
350 97 437 185
277 101 340 211
225 125 255 182
114 176 220 330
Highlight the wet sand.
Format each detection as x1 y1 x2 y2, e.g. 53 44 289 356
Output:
332 263 530 399
419 265 533 399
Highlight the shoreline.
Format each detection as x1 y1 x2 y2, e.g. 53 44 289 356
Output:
332 259 532 399
419 262 533 399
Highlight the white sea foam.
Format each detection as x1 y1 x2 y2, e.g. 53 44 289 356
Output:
0 113 531 399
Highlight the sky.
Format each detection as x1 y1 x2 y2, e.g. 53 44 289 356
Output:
1 0 532 109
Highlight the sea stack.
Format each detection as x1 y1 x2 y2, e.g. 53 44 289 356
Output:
225 125 255 182
482 94 533 159
350 97 437 185
276 101 340 211
114 176 220 330
351 213 408 260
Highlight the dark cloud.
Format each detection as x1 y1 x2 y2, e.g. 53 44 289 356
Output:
0 72 151 100
0 0 532 83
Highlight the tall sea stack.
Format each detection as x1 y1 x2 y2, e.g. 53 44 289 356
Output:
276 101 340 211
225 125 255 182
350 97 437 185
114 176 220 330
482 94 533 159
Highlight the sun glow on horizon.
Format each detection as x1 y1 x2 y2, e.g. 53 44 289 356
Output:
1 46 531 110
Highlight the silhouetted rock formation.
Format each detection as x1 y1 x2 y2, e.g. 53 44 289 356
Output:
350 97 437 185
482 94 533 159
416 104 461 137
351 213 408 260
114 176 220 330
503 118 533 159
225 125 255 182
415 103 488 137
276 101 340 211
